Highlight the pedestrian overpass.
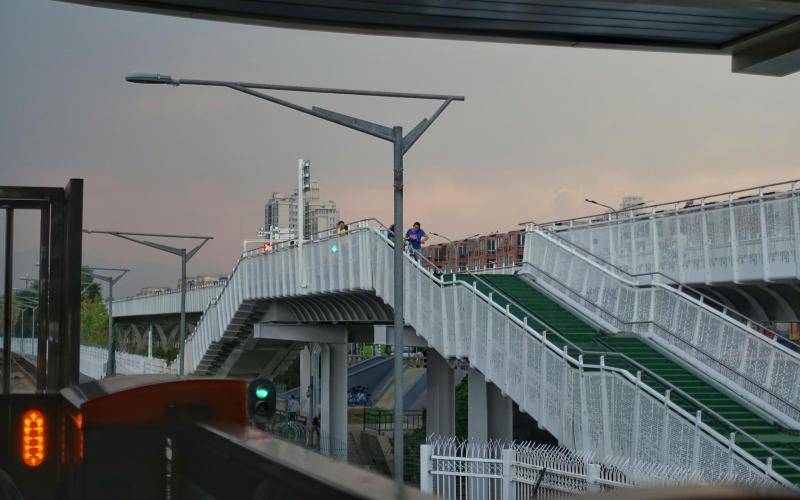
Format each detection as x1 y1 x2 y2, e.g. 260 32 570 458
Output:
542 179 800 322
19 211 800 487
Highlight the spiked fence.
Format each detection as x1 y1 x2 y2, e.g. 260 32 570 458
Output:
420 435 774 499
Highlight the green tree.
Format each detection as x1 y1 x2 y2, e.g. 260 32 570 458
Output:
81 295 109 347
80 266 102 301
0 295 20 336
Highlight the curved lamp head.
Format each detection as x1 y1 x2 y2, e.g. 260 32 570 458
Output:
126 72 179 86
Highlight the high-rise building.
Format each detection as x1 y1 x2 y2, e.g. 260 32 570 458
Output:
264 162 340 241
621 195 644 210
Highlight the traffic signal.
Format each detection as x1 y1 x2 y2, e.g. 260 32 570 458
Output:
301 160 311 192
247 378 277 421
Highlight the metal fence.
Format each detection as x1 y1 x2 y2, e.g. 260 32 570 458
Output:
3 337 177 380
362 408 424 435
420 436 773 499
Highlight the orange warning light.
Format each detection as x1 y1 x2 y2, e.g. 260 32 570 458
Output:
22 409 46 467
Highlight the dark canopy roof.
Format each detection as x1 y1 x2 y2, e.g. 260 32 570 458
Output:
58 1 800 75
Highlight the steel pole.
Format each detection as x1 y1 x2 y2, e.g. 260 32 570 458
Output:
4 209 14 394
31 306 38 356
392 126 404 484
179 250 187 375
106 280 115 377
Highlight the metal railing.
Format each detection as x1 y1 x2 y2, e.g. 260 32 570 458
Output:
435 266 800 480
528 223 795 352
157 221 795 485
362 408 424 435
420 436 774 500
526 231 800 427
529 178 799 228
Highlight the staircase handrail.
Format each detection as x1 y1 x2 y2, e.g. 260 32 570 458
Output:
529 225 800 356
526 178 799 229
181 219 387 362
521 257 800 422
366 226 800 424
447 271 800 459
382 232 798 485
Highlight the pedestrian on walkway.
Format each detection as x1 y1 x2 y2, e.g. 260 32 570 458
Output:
337 220 348 236
405 222 428 261
287 395 300 421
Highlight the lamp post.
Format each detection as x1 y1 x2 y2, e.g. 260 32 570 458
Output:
585 198 617 213
85 267 129 377
83 230 211 375
126 71 463 481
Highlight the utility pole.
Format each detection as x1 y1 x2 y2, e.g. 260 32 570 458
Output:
126 71 462 484
85 267 129 377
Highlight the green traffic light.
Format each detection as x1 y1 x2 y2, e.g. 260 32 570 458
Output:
256 387 269 399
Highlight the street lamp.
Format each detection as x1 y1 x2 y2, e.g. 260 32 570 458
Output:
585 198 617 213
85 267 129 377
83 230 211 375
126 71 463 480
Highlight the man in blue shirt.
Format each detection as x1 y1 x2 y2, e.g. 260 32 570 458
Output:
405 222 428 261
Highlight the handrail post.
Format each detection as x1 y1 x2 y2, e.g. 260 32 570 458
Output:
420 444 433 493
501 448 516 500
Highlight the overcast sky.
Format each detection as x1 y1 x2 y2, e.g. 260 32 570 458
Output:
2 0 799 297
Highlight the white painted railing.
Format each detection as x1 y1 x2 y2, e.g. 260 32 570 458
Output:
78 345 177 379
178 223 793 486
112 283 223 318
420 436 772 499
537 180 800 284
524 228 800 428
3 337 175 380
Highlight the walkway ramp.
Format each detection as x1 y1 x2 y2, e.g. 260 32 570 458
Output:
468 273 800 484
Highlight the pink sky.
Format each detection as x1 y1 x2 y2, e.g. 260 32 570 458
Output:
1 0 799 296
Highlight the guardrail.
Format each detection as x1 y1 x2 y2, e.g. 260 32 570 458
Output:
523 227 800 429
420 436 773 500
530 178 799 229
363 408 424 435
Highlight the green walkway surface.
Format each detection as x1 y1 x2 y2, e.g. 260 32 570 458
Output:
456 273 800 484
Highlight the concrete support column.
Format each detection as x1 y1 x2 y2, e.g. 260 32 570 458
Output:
299 345 311 417
468 368 488 441
426 349 455 436
319 341 348 461
487 383 513 441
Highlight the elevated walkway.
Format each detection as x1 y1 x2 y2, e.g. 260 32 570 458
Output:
540 180 800 322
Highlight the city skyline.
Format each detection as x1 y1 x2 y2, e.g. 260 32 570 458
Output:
2 0 799 297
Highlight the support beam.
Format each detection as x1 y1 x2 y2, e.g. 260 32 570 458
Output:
299 346 311 417
468 368 488 441
255 323 347 344
319 341 348 461
425 349 455 436
487 384 513 441
372 325 427 347
731 18 800 76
